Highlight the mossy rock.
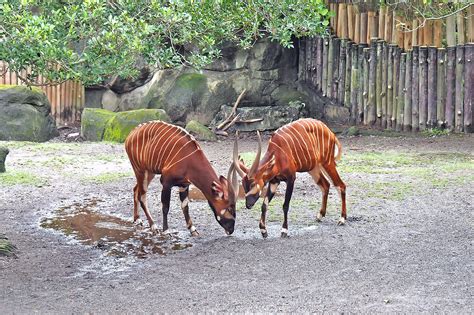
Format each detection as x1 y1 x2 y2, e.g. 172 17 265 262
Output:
80 108 117 141
185 120 217 142
0 146 9 173
164 73 208 121
0 85 58 141
103 109 170 142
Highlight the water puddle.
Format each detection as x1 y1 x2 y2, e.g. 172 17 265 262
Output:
40 198 192 259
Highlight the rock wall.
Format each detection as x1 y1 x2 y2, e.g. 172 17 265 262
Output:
84 38 337 131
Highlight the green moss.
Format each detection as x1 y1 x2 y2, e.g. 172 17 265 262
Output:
80 108 117 141
0 84 43 94
175 73 207 90
185 120 216 142
102 109 170 142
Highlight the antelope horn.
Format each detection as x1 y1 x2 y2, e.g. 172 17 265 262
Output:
233 131 246 178
249 130 262 176
226 163 239 202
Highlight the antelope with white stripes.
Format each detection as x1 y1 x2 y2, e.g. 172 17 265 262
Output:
125 121 238 236
233 118 346 238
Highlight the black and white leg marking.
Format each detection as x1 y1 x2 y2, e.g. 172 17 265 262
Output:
179 186 199 236
260 181 279 238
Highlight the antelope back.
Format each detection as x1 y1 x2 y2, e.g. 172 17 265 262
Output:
270 118 339 172
125 121 200 173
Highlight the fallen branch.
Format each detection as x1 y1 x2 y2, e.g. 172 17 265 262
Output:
215 89 247 131
236 118 264 124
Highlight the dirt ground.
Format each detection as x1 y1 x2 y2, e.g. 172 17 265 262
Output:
0 129 473 313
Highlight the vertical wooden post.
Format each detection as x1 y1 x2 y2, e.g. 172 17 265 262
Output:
363 47 370 125
367 39 377 126
404 52 412 131
378 6 386 43
457 11 466 45
404 21 412 51
397 21 405 50
392 46 400 129
446 47 456 131
344 42 353 108
339 4 348 39
331 38 341 99
354 12 361 44
360 12 368 45
350 44 359 124
437 48 446 128
455 45 465 132
433 20 442 48
316 37 323 91
384 9 392 43
367 11 377 43
338 40 347 105
326 37 334 98
427 47 438 128
468 5 474 43
357 44 367 124
412 20 419 47
411 46 420 131
397 53 406 132
423 21 433 46
376 40 383 126
387 44 395 129
381 42 388 129
298 38 306 82
348 4 355 40
446 15 456 47
330 3 336 33
464 44 474 133
322 36 329 97
418 46 428 130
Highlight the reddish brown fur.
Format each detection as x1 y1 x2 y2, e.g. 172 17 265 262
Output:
125 121 237 235
235 118 346 237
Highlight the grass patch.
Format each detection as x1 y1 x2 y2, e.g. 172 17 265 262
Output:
81 171 132 184
0 171 47 187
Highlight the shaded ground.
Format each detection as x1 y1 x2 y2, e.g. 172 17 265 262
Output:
0 131 473 313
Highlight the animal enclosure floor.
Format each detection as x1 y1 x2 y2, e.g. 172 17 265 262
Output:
0 132 473 313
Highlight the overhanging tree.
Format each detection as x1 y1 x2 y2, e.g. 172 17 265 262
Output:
0 0 332 86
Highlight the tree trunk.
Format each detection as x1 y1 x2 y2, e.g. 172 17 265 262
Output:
367 39 377 126
316 36 323 91
392 46 400 129
445 47 456 131
344 42 353 108
397 53 406 132
455 45 464 132
331 38 341 100
338 40 347 105
322 37 329 97
404 51 412 131
411 46 420 131
376 40 383 126
363 47 370 125
350 44 359 124
464 44 474 133
387 44 395 129
357 44 367 124
381 42 388 129
427 47 438 128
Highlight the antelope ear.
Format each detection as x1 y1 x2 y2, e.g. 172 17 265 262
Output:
212 177 230 200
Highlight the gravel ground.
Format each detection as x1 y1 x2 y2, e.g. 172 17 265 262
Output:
0 131 473 313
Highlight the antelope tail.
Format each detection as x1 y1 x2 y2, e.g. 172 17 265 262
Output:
334 137 342 161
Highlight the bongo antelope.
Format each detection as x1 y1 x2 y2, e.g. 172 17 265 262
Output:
233 118 346 238
125 121 238 236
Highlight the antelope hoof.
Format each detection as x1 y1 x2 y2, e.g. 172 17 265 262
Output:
316 213 324 222
337 217 346 225
150 223 158 232
260 229 268 239
134 218 144 226
191 230 200 237
280 228 289 238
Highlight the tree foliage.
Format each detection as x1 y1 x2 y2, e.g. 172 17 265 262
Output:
0 0 331 86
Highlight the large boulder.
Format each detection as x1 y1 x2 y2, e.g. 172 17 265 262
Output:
0 85 58 142
102 109 170 142
211 101 305 132
80 108 117 141
0 146 9 173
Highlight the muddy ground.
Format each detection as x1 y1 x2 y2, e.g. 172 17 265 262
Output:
0 130 473 313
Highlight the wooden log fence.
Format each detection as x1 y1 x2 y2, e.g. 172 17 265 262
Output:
299 1 473 133
0 61 84 126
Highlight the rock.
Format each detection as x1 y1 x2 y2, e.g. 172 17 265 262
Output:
110 67 153 94
84 86 106 109
0 146 9 173
324 104 351 123
80 108 117 141
103 109 170 142
101 89 120 112
212 102 305 132
185 120 217 142
0 85 58 142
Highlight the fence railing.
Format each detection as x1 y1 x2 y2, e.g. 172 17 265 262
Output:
299 1 473 133
0 61 84 126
